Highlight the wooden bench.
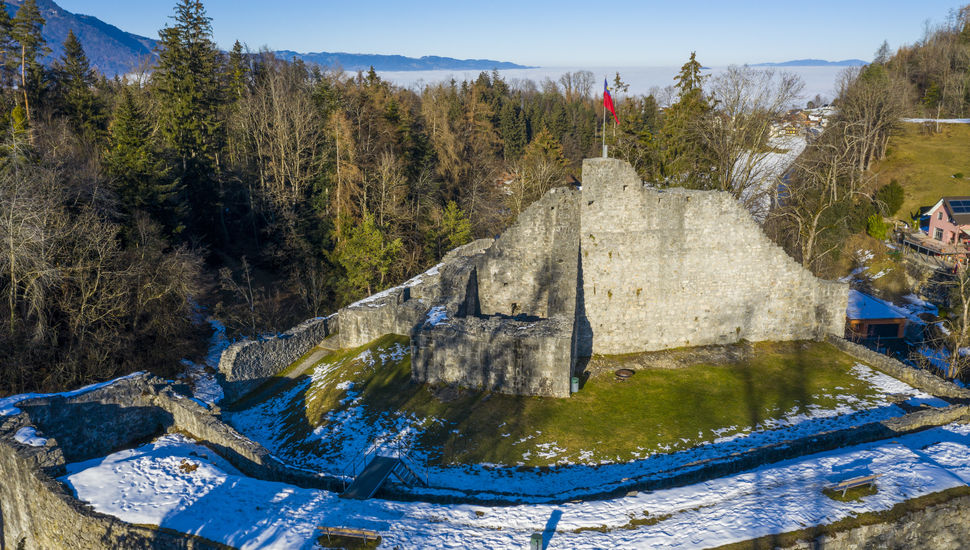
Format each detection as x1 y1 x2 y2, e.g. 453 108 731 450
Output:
826 473 882 497
317 526 381 544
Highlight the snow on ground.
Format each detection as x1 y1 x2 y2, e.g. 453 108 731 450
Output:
902 294 938 317
62 424 970 550
902 118 970 124
738 134 806 220
178 318 229 406
0 371 147 418
227 356 943 502
228 340 423 478
426 305 449 327
14 426 47 447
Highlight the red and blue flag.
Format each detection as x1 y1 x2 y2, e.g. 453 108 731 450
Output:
603 79 618 124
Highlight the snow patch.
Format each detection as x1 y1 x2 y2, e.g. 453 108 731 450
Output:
425 306 448 327
14 426 47 447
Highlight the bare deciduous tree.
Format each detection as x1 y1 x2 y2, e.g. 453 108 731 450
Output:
699 66 804 215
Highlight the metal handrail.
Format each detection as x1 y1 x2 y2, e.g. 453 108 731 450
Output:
342 440 429 487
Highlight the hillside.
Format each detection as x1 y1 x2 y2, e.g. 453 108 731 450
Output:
871 122 970 219
5 0 157 76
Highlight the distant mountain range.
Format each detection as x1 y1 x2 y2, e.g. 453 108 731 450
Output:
4 0 527 76
275 51 530 72
752 59 868 67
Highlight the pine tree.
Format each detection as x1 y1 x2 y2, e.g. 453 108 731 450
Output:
674 51 706 96
104 88 180 232
337 211 403 298
226 40 248 102
660 52 713 185
56 31 105 138
499 102 526 160
441 200 472 250
0 7 16 89
10 0 48 126
153 0 224 240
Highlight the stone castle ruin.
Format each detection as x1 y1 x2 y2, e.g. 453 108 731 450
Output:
333 158 848 398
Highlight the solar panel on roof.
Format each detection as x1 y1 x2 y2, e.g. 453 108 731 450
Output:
954 201 970 207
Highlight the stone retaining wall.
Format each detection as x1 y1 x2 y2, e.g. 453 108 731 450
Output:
0 438 228 549
777 492 970 549
826 335 970 400
217 314 336 404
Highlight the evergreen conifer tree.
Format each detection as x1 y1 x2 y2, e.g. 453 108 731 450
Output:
0 7 16 89
499 102 526 160
56 31 105 138
154 0 225 240
104 88 180 232
660 52 713 185
10 0 48 126
337 211 403 298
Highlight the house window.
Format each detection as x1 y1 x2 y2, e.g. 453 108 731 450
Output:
939 212 944 220
935 228 944 241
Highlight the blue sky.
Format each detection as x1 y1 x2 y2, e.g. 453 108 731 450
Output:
56 0 963 66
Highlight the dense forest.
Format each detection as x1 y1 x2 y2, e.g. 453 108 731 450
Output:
0 0 968 395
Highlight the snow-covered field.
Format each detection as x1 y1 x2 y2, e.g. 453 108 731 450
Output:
61 423 970 549
225 340 946 502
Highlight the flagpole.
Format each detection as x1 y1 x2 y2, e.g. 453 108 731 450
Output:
602 78 608 158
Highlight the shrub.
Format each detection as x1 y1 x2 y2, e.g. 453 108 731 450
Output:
867 213 890 240
875 180 904 216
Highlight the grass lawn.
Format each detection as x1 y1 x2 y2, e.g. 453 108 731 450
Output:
872 123 970 220
233 337 902 468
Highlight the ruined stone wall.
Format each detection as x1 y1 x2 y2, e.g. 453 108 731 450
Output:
337 239 492 348
0 376 231 549
576 158 848 355
412 316 574 398
779 492 970 550
476 187 580 318
0 439 227 549
217 314 336 404
827 336 970 400
411 189 580 397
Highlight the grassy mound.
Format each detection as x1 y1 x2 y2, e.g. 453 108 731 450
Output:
873 123 970 220
231 337 902 469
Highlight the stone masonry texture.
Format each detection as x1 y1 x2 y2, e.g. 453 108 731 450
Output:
576 158 848 355
217 314 336 404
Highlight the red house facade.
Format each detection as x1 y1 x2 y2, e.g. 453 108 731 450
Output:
925 196 970 246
